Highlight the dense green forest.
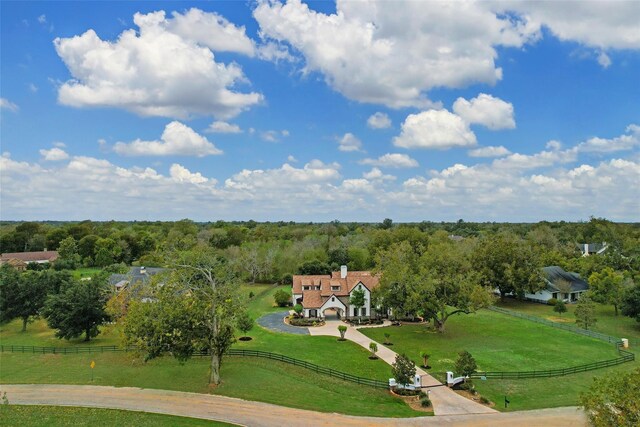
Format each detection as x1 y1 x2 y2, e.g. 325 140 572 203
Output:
1 218 638 285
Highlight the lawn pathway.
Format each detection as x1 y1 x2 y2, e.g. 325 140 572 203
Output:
309 320 497 416
0 384 586 426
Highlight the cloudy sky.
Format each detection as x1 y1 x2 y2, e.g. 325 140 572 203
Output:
1 1 639 222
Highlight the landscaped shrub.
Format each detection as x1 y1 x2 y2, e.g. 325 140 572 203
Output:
289 317 322 327
273 289 291 307
420 397 431 407
547 298 558 306
293 303 303 316
479 396 491 405
337 325 347 340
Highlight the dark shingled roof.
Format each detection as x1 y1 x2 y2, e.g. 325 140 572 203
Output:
108 266 166 287
543 266 589 293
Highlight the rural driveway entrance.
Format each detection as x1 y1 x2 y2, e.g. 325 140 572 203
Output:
309 320 497 416
257 311 309 335
1 384 587 426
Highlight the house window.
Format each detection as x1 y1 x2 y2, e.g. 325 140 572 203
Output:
331 286 340 291
303 286 310 290
310 309 317 317
331 297 335 302
552 293 558 299
361 307 367 316
353 307 357 316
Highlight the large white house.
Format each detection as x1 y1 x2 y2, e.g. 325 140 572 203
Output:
292 266 380 319
525 266 589 303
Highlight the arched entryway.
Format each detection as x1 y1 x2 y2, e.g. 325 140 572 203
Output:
319 294 347 320
322 307 345 320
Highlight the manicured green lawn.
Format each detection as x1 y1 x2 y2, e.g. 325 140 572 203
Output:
359 308 637 411
496 298 640 343
0 318 121 347
238 283 391 380
0 353 420 417
360 309 619 373
0 405 235 426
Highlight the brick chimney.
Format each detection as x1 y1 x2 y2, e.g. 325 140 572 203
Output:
340 265 347 279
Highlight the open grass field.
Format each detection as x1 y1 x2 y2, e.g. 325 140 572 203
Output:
496 298 640 343
0 283 420 417
4 281 635 414
0 405 235 426
359 308 638 411
0 352 419 417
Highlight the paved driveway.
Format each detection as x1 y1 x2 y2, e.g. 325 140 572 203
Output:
0 384 587 427
257 311 309 335
310 320 496 416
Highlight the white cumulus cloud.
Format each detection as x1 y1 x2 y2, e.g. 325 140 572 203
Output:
468 146 511 158
367 112 391 129
169 163 210 184
452 93 516 130
54 10 263 119
254 0 539 109
39 147 69 161
576 124 640 153
393 109 477 150
360 153 419 168
113 121 222 157
337 133 363 152
206 121 242 134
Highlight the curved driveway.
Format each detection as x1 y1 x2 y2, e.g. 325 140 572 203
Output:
257 311 309 335
0 384 587 427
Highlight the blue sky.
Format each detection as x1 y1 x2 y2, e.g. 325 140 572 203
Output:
1 1 639 222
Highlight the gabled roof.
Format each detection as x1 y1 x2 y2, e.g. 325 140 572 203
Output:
1 251 59 263
301 290 323 308
292 274 330 294
543 266 589 293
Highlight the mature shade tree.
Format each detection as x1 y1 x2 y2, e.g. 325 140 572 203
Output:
0 267 50 331
474 233 545 300
375 241 421 320
124 249 243 385
417 239 495 332
621 284 640 323
297 260 331 275
43 274 110 341
575 295 597 330
589 268 625 316
581 367 640 427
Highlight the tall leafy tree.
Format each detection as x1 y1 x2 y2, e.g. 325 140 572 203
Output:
474 233 544 299
124 249 243 385
575 295 597 330
588 268 625 315
0 267 50 331
621 284 640 323
43 274 110 341
417 238 494 332
581 367 640 427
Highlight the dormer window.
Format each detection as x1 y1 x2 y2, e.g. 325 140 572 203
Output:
331 286 340 291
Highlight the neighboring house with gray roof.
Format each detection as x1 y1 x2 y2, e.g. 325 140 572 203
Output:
108 266 165 293
525 266 589 304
